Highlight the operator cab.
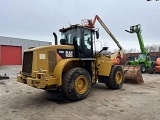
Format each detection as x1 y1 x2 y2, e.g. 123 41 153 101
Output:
59 24 98 58
138 53 151 61
138 54 146 60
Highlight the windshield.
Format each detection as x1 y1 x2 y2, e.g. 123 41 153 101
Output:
138 54 146 60
84 29 92 49
61 29 78 44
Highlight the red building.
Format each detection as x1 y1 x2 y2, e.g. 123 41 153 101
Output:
0 36 52 65
120 52 160 65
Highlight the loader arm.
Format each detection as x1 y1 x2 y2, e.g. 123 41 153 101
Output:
91 15 123 51
92 17 143 84
86 16 143 84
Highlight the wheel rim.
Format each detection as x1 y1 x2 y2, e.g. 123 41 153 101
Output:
115 71 122 84
74 75 88 94
142 66 145 72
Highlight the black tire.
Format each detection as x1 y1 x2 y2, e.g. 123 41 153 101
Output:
141 64 146 73
61 67 91 101
106 65 124 89
148 67 154 74
151 62 156 68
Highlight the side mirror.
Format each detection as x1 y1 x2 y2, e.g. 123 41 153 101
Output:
99 47 109 53
96 31 99 39
102 47 109 51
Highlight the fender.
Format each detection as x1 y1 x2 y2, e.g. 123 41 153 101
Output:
53 58 79 86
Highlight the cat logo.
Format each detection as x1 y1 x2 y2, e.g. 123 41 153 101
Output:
65 51 73 57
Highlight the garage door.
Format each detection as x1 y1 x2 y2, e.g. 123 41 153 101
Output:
0 45 22 65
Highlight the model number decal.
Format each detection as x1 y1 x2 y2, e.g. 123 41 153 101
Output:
57 49 74 58
65 51 73 57
58 51 64 53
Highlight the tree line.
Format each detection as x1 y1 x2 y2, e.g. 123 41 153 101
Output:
121 44 160 53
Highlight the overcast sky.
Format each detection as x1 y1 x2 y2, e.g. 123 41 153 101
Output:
0 0 160 51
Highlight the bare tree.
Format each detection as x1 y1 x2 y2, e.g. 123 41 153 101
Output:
145 44 159 52
127 48 137 53
145 45 150 52
158 45 160 52
113 48 128 54
113 44 160 54
122 49 128 53
113 48 119 53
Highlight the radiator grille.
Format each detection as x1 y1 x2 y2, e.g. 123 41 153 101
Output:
48 51 56 75
22 51 33 75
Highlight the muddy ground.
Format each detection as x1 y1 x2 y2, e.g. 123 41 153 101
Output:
0 65 160 120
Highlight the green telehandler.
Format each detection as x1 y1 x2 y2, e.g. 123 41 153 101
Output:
125 24 152 73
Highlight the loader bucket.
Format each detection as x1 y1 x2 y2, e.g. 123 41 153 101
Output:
121 65 144 84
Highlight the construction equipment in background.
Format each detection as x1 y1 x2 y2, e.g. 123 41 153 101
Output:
0 66 9 80
125 24 153 73
0 73 9 80
147 0 159 1
89 16 143 84
148 57 160 74
17 15 142 102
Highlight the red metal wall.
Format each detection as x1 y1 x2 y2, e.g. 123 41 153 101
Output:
0 45 22 65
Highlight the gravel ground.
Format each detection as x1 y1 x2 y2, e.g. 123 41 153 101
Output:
0 65 160 120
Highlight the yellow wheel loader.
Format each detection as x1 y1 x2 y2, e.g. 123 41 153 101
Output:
17 15 142 101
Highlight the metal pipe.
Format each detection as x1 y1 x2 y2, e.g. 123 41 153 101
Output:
53 32 58 45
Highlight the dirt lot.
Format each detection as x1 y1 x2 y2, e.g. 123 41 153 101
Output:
0 65 160 120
